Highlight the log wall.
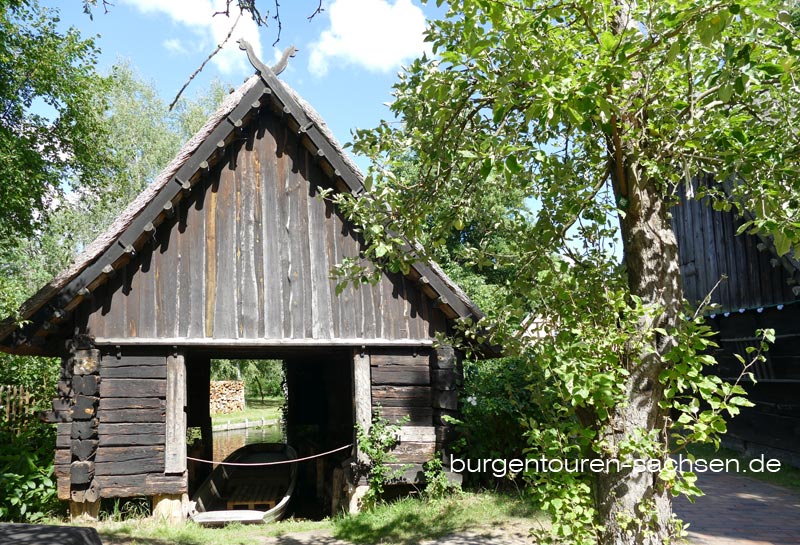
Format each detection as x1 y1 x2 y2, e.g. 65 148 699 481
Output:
78 110 449 344
50 347 185 501
369 347 461 464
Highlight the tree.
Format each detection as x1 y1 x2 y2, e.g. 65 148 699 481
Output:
0 0 112 317
337 1 798 544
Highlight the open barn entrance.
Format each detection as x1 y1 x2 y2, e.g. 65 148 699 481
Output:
184 349 354 519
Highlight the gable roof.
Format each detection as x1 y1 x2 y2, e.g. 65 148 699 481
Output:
0 49 483 355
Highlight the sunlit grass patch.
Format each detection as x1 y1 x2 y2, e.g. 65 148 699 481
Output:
332 491 543 544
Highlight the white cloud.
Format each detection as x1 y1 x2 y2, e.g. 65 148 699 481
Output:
163 38 187 55
308 0 429 77
121 0 263 75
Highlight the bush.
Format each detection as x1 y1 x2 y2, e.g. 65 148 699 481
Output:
450 356 552 487
0 416 60 522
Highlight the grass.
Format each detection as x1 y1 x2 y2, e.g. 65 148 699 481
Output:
77 490 540 545
682 441 800 493
332 491 544 544
210 397 283 427
96 517 330 545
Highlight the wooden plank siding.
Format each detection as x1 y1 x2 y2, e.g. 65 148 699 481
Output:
671 177 800 313
671 178 800 461
81 109 449 344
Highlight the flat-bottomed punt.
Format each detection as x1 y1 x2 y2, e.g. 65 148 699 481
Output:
191 443 298 526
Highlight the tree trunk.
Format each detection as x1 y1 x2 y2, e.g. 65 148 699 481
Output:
597 162 684 544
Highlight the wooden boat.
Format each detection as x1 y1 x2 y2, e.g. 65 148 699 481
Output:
191 443 298 526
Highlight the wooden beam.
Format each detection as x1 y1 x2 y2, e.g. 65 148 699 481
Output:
353 350 371 464
92 337 434 347
165 353 187 474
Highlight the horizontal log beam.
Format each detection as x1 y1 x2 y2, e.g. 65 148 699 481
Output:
92 337 434 347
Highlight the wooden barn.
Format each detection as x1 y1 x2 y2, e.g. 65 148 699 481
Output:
0 45 483 520
671 175 800 465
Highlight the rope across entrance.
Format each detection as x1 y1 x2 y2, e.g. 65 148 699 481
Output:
186 443 353 466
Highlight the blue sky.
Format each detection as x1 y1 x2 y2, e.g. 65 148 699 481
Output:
43 0 443 167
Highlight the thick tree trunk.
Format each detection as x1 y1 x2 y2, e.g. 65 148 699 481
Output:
597 165 684 545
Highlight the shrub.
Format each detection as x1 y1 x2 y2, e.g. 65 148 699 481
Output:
0 416 60 522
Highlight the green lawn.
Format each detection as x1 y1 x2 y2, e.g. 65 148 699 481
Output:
92 491 540 545
210 396 283 427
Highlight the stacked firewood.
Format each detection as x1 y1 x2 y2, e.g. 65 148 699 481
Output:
209 381 245 414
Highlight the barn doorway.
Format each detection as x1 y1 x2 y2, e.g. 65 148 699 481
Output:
184 349 354 519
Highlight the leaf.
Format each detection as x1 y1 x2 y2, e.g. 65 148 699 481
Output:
774 232 791 256
719 84 733 103
505 155 523 174
599 31 616 51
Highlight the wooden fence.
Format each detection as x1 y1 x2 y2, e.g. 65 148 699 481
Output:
1 384 34 430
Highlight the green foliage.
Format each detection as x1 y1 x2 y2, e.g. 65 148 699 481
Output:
339 1 799 541
447 357 542 486
422 456 460 499
0 0 112 316
0 417 60 522
210 359 284 400
355 412 409 510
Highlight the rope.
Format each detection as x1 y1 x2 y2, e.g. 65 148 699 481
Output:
187 443 353 466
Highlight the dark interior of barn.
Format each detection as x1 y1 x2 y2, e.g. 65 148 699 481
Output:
184 349 354 518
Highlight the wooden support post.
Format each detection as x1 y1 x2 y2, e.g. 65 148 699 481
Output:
346 484 370 514
352 350 371 464
165 353 187 475
152 493 187 525
69 500 100 522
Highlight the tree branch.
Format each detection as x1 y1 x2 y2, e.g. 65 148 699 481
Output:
168 11 242 111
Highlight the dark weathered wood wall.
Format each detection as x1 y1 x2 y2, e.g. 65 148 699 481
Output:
51 348 185 501
706 307 800 462
369 347 460 464
77 111 448 343
672 180 800 462
671 178 800 313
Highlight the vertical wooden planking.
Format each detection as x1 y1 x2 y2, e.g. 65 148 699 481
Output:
278 126 295 338
710 200 726 306
125 260 142 337
307 177 334 339
372 265 384 339
325 197 343 338
138 241 157 339
743 217 762 309
293 149 312 338
719 200 736 309
346 225 364 337
237 141 260 338
213 159 238 338
155 215 179 338
335 219 356 338
250 129 266 338
165 353 186 474
691 191 707 303
187 180 207 338
701 193 720 305
261 115 284 339
176 196 190 338
205 174 218 338
360 261 377 340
